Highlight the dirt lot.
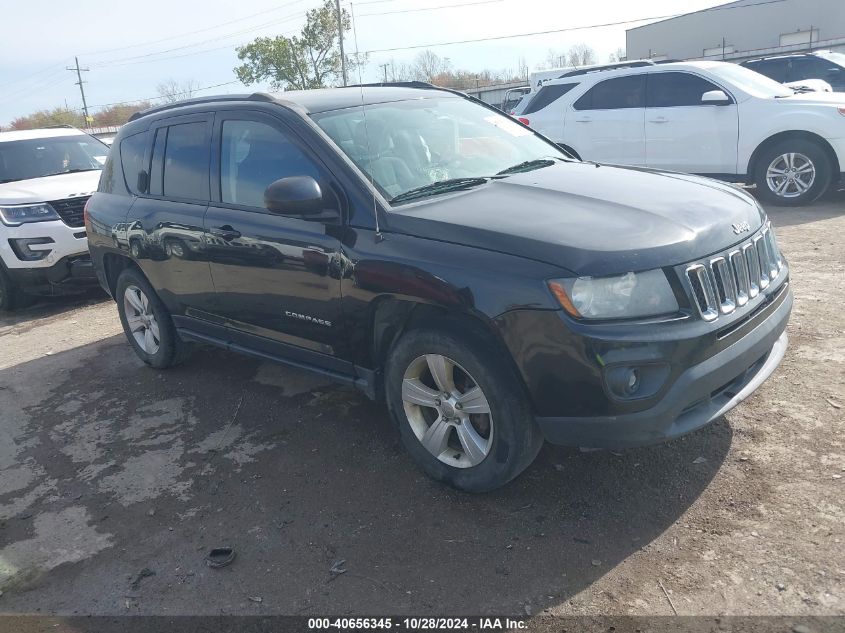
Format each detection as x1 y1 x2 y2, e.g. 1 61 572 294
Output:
0 191 843 618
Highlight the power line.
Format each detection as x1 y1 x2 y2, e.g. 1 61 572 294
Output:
358 0 504 17
67 80 243 113
81 0 311 59
359 0 788 54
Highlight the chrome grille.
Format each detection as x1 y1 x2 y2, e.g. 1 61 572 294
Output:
48 196 89 229
684 222 784 322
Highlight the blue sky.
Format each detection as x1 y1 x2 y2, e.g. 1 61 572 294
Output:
0 0 725 126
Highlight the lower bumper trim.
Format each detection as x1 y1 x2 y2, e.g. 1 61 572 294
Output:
535 290 790 449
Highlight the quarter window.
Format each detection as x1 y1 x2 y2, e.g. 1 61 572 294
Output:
161 122 210 200
573 75 646 110
220 119 320 208
647 72 727 107
119 131 148 194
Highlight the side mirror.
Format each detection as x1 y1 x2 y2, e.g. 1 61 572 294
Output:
701 89 731 105
264 176 328 217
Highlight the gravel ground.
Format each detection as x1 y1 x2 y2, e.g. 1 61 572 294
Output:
0 190 842 617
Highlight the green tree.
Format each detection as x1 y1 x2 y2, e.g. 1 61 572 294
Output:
9 106 83 130
234 0 358 90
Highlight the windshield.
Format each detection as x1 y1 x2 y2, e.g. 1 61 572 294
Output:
818 51 845 67
312 97 564 202
0 134 109 184
708 63 793 98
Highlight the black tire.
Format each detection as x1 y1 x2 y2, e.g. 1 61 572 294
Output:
385 324 543 493
115 267 190 368
753 139 832 206
0 265 26 313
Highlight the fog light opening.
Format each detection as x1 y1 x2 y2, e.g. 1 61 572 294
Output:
625 368 640 395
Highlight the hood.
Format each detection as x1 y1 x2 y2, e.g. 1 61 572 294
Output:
777 91 845 106
0 171 101 206
386 162 765 276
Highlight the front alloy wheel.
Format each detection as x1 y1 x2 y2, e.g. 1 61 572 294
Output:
765 152 816 199
402 354 493 468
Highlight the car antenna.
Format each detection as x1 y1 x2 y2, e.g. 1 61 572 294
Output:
350 2 383 243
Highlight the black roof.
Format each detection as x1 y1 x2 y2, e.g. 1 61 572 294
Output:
129 85 459 122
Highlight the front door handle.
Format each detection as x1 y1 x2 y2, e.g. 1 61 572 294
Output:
648 116 669 123
210 225 241 240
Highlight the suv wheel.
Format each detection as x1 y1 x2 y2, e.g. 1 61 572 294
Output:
385 326 543 493
116 267 190 368
754 139 831 206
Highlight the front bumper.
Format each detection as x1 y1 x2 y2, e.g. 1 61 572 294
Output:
532 283 791 448
5 254 98 295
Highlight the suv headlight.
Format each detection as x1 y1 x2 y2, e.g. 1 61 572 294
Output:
0 203 60 226
548 270 679 320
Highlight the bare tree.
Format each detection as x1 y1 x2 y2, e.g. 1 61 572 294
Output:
412 50 452 82
156 79 202 103
567 44 597 68
608 47 626 63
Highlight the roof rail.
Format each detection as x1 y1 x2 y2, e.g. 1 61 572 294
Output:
557 59 655 79
43 124 77 129
345 81 439 89
128 93 276 122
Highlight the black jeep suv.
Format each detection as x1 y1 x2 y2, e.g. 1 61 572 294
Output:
87 85 792 492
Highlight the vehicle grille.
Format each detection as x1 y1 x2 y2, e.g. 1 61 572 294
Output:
684 222 784 322
49 196 89 228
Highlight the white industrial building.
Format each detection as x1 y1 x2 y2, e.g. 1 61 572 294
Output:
626 0 845 62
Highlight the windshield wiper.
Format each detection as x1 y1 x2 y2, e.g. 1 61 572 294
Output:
44 168 101 176
495 158 557 176
390 177 489 204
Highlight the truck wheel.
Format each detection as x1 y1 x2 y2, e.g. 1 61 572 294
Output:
385 325 543 493
115 267 190 368
753 139 831 206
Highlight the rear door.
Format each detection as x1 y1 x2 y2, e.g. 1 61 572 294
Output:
565 75 646 166
204 110 350 372
644 71 739 174
126 114 217 316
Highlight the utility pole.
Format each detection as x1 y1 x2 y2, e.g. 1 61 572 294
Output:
379 63 389 82
335 0 347 86
67 57 90 127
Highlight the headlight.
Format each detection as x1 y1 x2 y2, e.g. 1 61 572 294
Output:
548 270 679 320
0 203 60 226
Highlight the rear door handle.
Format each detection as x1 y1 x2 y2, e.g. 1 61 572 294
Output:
575 116 592 123
648 116 669 123
210 225 241 240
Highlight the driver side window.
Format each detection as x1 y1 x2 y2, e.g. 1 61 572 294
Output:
220 119 319 208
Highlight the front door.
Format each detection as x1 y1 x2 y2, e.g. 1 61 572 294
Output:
644 71 739 174
204 112 348 370
564 74 646 166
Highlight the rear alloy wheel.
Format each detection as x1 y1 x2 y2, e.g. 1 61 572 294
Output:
116 267 190 368
754 140 831 206
386 325 543 492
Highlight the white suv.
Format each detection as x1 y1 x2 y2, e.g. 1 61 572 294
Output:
515 60 845 205
0 126 107 310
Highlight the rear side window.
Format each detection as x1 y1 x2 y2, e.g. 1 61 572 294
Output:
522 83 578 115
647 72 726 107
119 131 148 194
220 119 320 208
161 122 210 201
573 75 646 110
